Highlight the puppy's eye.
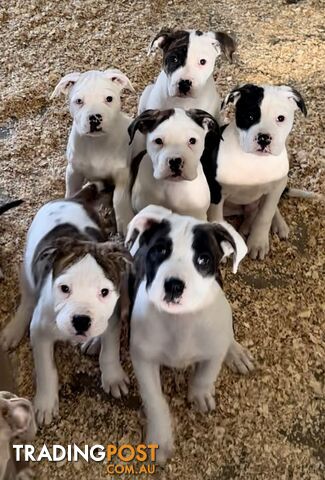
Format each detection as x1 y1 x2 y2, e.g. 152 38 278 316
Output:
149 244 169 259
61 285 70 294
170 55 178 63
277 115 285 123
189 137 197 145
106 96 113 103
75 98 83 105
197 254 211 266
154 138 163 145
248 114 254 122
101 288 109 297
200 59 207 65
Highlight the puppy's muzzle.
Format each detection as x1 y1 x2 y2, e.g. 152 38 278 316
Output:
168 157 183 177
178 79 192 95
257 133 272 149
72 314 91 335
164 277 185 303
89 114 103 133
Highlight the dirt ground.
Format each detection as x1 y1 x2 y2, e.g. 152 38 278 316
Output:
0 0 324 479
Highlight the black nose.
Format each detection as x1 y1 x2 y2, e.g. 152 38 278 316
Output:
169 157 182 174
178 79 192 95
257 133 271 148
164 277 185 302
72 315 91 335
89 114 102 132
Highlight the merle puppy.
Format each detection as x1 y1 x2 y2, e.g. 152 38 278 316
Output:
205 84 307 259
126 205 254 464
139 29 236 117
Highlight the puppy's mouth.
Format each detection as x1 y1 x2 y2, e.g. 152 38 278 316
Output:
86 128 105 137
256 146 272 155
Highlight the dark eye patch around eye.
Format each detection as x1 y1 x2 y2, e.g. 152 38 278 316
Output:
235 85 264 130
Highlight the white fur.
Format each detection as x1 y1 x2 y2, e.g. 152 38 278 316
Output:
128 206 254 463
0 200 128 425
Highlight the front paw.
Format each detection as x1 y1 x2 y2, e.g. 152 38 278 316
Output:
1 322 23 351
271 216 289 239
101 364 129 398
247 230 270 260
188 384 216 412
34 392 59 426
225 341 255 375
147 429 174 465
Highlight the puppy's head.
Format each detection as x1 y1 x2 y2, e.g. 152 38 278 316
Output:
222 84 307 155
51 69 134 136
126 205 246 314
32 239 131 341
128 108 219 181
148 29 235 98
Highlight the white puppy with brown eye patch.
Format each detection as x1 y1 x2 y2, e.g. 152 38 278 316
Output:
139 29 236 118
128 107 219 220
0 185 131 425
126 205 255 464
51 69 138 234
205 84 307 259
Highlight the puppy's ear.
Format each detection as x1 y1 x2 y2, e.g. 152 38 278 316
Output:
128 109 174 144
221 87 242 110
93 242 133 289
125 205 172 255
51 72 81 99
288 86 307 116
207 31 236 62
0 396 36 440
186 109 220 134
105 69 135 93
211 221 247 273
147 29 173 55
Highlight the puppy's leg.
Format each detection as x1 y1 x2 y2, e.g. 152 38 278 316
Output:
247 177 287 259
132 353 173 464
99 313 129 398
112 168 134 235
225 340 255 375
30 304 59 425
188 356 225 412
138 84 154 115
271 208 289 239
207 199 224 222
1 268 35 350
65 164 84 198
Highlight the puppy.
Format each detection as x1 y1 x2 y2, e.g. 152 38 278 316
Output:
0 185 131 425
0 199 23 280
126 205 254 464
139 29 236 117
128 108 219 220
51 68 137 234
206 84 307 259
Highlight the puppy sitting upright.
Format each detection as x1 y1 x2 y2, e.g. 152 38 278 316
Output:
51 68 137 234
126 205 254 464
139 29 236 117
206 84 307 259
128 108 219 220
1 185 131 425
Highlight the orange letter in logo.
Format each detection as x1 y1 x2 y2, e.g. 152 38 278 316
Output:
106 445 117 462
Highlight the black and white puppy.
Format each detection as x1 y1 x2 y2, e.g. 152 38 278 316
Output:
206 84 307 259
139 29 236 117
128 108 219 220
126 205 254 464
0 185 131 425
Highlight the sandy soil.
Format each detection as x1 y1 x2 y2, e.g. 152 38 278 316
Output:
0 0 324 479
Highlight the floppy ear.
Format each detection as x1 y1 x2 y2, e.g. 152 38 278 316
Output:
147 29 173 55
95 242 132 273
125 205 172 255
128 109 173 144
186 109 220 134
51 72 81 99
105 68 135 93
207 31 236 62
221 87 242 110
0 396 36 440
288 86 307 116
211 221 247 273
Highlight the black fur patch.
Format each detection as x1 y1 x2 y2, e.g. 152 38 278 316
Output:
234 84 264 130
159 30 190 75
129 150 147 195
128 109 175 144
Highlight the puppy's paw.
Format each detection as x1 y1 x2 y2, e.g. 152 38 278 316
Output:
80 336 101 356
101 365 129 398
147 430 174 465
0 321 23 351
247 230 270 260
188 384 216 412
271 215 289 239
34 393 59 426
225 341 255 375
